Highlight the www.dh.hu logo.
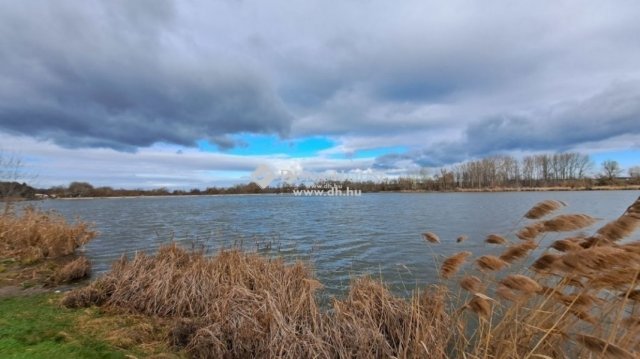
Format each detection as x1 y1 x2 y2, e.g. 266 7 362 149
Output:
251 164 277 189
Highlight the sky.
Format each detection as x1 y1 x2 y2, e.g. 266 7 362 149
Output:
1 0 639 188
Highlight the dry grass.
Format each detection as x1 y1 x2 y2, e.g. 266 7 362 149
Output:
451 195 640 358
50 256 91 285
0 205 95 262
0 205 96 287
64 244 451 358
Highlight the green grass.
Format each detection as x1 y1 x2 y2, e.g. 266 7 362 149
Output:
0 294 155 359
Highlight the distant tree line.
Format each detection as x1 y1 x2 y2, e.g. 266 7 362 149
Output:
42 181 270 198
2 151 639 200
439 152 593 190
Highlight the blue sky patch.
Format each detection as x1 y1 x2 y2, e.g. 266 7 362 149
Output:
198 135 336 157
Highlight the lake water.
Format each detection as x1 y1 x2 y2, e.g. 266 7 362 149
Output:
36 191 640 297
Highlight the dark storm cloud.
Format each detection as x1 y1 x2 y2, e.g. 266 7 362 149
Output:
372 153 413 170
1 0 640 164
373 81 640 169
462 81 640 155
0 1 292 150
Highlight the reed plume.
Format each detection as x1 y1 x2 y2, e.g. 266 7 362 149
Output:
440 251 472 279
496 285 519 301
459 275 483 292
575 334 636 359
485 234 507 245
541 214 596 232
499 240 538 263
467 295 491 318
551 238 584 252
531 253 561 272
422 232 441 244
499 274 542 295
524 200 565 219
561 246 637 273
595 196 640 241
597 216 640 242
516 223 543 241
476 255 509 271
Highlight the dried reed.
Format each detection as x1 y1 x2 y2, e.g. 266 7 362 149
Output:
422 232 441 243
485 234 507 245
459 196 640 358
575 334 636 359
459 275 483 292
467 295 491 318
541 214 596 232
0 206 95 261
64 244 451 358
524 200 565 219
500 274 542 295
516 223 543 241
499 240 537 263
440 251 472 279
475 255 509 271
50 256 91 284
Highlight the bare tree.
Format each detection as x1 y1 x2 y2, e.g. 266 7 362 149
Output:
0 151 25 199
629 166 640 178
601 160 621 180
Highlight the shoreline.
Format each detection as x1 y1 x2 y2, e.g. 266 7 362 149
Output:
43 185 640 200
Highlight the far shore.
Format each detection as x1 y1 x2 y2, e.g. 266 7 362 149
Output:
36 184 640 200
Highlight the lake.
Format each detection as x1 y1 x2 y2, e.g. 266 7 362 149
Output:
36 191 640 297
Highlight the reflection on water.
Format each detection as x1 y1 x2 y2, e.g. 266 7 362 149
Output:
36 191 640 297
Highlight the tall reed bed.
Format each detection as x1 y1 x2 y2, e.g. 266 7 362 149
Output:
437 196 640 358
64 245 451 358
0 205 95 262
0 205 95 284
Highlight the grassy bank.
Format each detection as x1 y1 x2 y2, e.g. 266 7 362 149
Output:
0 293 181 358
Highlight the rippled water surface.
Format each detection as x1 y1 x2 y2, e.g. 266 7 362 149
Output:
37 191 640 297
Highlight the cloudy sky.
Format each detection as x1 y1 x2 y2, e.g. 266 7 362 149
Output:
1 0 639 188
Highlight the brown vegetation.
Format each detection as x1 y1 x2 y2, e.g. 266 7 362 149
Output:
0 205 95 286
485 234 507 245
440 251 472 279
50 257 91 285
453 196 640 358
422 231 440 243
524 199 565 219
0 206 95 262
64 245 451 358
